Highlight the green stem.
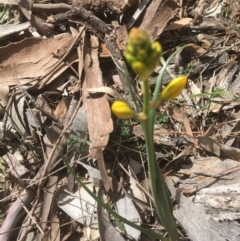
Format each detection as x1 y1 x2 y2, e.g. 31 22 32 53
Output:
142 79 179 240
142 80 150 116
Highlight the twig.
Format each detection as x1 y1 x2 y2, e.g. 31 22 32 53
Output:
32 3 71 14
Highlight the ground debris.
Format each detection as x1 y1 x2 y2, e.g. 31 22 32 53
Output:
1 0 240 240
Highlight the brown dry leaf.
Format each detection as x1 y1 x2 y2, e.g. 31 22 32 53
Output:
36 96 53 123
185 43 208 56
201 39 212 50
85 86 120 98
138 0 179 40
221 122 235 139
198 136 221 156
208 97 223 113
54 98 68 120
138 0 164 30
165 18 193 30
0 34 77 86
199 135 240 161
96 149 120 200
169 107 198 147
220 143 240 161
82 33 113 153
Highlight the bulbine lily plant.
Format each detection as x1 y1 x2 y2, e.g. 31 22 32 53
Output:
111 28 189 241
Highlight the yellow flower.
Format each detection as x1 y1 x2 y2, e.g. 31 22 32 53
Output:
159 76 188 101
111 101 135 119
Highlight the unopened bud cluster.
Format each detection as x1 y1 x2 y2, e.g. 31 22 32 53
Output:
125 28 162 81
111 28 188 120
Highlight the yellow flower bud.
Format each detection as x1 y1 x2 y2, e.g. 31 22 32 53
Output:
127 28 151 52
151 41 162 55
159 76 188 101
111 101 135 119
131 62 151 81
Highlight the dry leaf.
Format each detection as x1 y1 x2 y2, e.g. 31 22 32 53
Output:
0 34 77 86
165 18 193 30
57 184 98 228
85 86 118 97
54 98 68 119
198 136 221 156
115 194 141 240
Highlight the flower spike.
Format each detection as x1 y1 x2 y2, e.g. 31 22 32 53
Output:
125 28 162 81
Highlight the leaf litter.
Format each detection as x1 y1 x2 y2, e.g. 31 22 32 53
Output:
0 0 240 241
